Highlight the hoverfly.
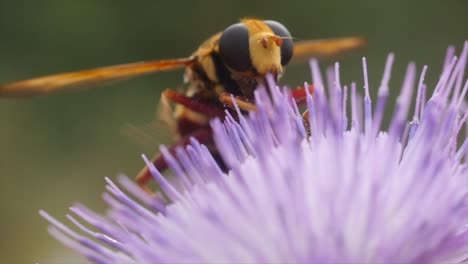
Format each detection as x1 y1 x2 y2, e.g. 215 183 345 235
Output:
0 18 365 191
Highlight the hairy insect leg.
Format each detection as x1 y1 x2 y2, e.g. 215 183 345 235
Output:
218 85 313 112
218 92 258 112
301 109 311 136
135 128 213 193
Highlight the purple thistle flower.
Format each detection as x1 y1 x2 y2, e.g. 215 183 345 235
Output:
41 43 468 264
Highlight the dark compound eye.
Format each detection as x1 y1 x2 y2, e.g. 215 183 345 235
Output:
264 20 293 66
219 23 252 72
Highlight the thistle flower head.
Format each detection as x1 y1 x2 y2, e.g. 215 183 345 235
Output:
41 43 468 264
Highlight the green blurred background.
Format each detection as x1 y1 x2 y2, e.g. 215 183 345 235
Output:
0 0 466 263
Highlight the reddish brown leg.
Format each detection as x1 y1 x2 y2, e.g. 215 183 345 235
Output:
293 85 315 136
291 84 314 106
162 89 226 118
136 88 228 193
135 128 213 192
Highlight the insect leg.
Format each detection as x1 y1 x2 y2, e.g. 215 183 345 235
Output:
218 84 313 112
162 89 226 118
291 84 314 106
218 92 258 112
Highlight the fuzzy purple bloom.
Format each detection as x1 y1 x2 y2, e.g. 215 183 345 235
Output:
41 43 468 264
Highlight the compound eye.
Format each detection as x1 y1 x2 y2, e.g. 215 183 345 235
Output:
264 20 293 66
219 23 252 72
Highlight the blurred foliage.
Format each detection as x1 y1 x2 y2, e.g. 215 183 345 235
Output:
0 0 466 263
